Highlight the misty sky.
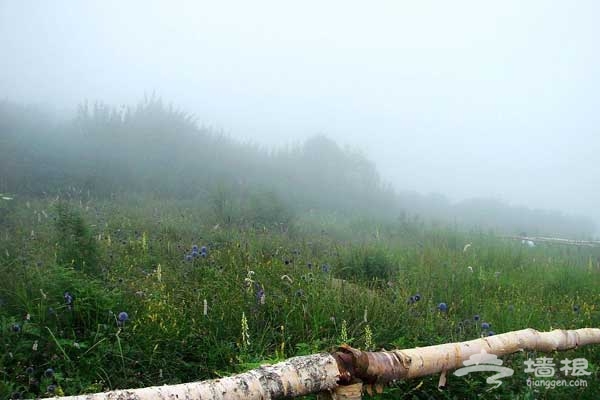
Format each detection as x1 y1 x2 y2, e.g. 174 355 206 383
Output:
1 1 599 227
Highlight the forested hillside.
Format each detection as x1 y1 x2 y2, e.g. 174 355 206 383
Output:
0 98 595 237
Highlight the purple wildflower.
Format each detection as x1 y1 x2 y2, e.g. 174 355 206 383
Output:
118 312 129 322
63 291 73 306
255 286 266 305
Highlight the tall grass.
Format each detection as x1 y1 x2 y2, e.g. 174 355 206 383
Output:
1 97 598 398
1 196 599 399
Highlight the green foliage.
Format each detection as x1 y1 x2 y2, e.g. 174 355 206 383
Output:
0 254 122 399
336 245 397 282
1 196 599 398
0 97 599 398
209 183 238 225
0 194 15 228
245 190 293 229
54 202 99 275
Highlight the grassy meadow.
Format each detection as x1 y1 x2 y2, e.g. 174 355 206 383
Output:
1 194 599 399
1 99 599 399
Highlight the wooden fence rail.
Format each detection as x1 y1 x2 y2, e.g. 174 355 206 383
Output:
52 328 600 400
501 235 600 247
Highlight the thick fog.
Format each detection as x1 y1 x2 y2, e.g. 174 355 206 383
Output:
1 1 599 233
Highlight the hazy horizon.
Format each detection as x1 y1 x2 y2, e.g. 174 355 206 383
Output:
1 1 599 231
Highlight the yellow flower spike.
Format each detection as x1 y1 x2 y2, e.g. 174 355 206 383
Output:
142 232 148 252
241 312 250 347
156 264 162 282
364 325 373 351
340 320 348 344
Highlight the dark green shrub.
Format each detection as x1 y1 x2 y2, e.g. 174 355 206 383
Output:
55 201 100 275
245 190 293 229
337 245 397 282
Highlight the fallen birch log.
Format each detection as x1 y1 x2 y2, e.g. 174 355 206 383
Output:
52 328 600 400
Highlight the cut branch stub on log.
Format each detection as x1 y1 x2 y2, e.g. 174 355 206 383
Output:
51 328 600 400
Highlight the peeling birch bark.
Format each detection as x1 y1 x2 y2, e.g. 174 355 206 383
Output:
52 353 340 400
337 328 600 384
51 328 600 400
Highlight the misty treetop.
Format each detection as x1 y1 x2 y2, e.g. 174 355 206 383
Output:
1 97 395 213
0 97 595 237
